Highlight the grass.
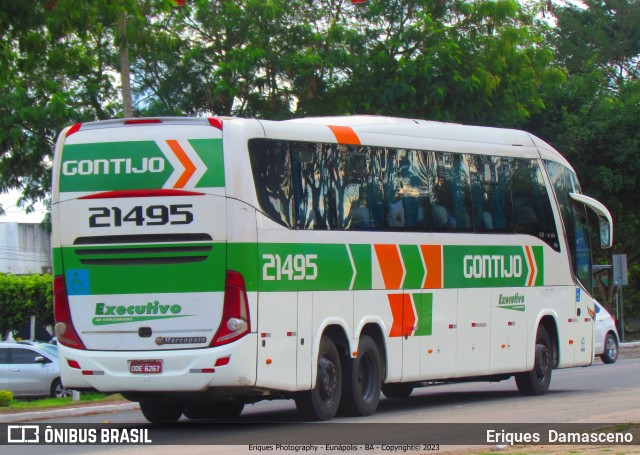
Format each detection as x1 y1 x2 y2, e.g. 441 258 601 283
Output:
0 393 124 412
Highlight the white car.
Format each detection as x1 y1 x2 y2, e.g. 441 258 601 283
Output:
594 301 620 364
0 342 68 398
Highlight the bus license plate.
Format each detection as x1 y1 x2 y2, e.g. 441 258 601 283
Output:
129 360 163 374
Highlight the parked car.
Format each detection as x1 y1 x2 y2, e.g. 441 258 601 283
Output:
0 342 69 398
594 301 620 364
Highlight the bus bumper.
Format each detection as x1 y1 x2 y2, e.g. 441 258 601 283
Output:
57 334 257 392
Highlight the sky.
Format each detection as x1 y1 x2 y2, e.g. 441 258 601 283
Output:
0 189 46 223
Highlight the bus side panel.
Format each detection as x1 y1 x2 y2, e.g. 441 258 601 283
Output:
489 288 529 374
455 289 492 377
255 291 298 390
353 290 398 382
420 289 458 380
296 292 313 389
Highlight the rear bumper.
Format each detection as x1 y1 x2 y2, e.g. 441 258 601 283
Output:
58 334 257 392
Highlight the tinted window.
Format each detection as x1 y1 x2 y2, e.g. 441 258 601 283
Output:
250 139 559 248
512 159 559 250
249 139 294 228
469 155 514 232
11 348 42 364
432 152 472 231
545 160 591 288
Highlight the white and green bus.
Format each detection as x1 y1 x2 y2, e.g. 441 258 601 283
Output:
52 116 612 423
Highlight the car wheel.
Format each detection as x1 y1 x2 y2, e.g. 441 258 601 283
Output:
50 378 70 399
601 332 618 364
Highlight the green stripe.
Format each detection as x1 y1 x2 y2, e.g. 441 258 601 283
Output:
349 244 372 290
191 139 225 187
56 242 545 294
413 293 433 336
60 243 226 294
399 245 425 289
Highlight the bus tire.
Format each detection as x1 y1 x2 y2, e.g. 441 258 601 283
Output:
601 332 618 364
183 401 244 419
339 335 382 416
516 325 553 396
139 399 184 424
295 336 342 421
381 382 414 399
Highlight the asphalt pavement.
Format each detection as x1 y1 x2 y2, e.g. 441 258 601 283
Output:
1 342 639 424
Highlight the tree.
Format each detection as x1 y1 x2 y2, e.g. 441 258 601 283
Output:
525 0 640 319
0 0 124 216
0 0 567 214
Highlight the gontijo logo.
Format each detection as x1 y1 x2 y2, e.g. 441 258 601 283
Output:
62 157 165 175
59 139 224 192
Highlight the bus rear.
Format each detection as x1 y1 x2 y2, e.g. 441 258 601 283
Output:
51 118 256 409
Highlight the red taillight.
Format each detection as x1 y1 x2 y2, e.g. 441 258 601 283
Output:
66 123 82 137
123 118 162 125
211 271 250 347
53 275 86 350
207 118 223 130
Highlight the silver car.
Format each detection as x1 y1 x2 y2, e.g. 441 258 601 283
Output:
0 342 68 398
594 301 620 364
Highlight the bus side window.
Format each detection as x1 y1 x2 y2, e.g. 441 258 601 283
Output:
470 155 514 232
512 159 558 249
432 152 472 232
249 139 295 228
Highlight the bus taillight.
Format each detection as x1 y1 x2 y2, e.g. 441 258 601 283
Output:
53 275 86 350
211 271 251 347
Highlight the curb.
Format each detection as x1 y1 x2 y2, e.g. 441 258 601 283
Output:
0 401 139 423
620 341 640 347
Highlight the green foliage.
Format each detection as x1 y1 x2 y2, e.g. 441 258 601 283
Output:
0 274 53 340
0 390 13 407
1 0 639 324
525 0 640 319
0 0 562 213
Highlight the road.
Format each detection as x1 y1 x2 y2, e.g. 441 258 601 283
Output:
6 356 638 453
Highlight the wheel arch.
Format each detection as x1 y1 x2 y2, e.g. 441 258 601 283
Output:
538 315 559 369
309 323 350 389
358 322 388 381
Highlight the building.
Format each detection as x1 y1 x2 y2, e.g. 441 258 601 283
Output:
0 222 52 275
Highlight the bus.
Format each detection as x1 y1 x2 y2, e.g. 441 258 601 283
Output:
52 116 613 423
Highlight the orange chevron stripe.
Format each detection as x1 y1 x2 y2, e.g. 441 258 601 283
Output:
420 245 442 289
328 125 361 145
375 244 404 289
388 294 404 337
388 293 417 338
166 139 196 188
525 245 535 287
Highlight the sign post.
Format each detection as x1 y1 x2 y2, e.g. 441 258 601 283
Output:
612 253 628 341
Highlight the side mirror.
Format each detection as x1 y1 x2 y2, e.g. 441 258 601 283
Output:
569 193 613 249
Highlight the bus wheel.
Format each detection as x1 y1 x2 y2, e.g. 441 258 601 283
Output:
516 325 553 396
139 399 184 423
339 335 382 416
381 382 414 399
183 401 245 419
295 336 342 421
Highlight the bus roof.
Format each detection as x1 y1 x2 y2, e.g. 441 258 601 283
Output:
286 115 573 171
